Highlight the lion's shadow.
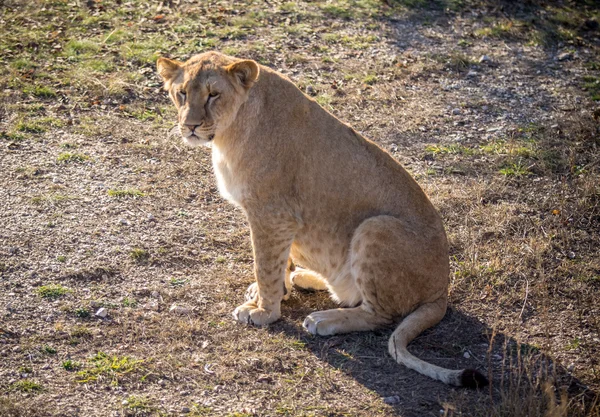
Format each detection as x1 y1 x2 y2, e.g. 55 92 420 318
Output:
265 290 594 417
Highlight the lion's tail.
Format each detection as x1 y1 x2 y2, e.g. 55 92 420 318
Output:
388 296 488 388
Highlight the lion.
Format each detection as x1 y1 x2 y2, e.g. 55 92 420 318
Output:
157 51 487 388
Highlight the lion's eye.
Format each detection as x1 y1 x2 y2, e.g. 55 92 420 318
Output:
178 90 186 102
208 92 219 98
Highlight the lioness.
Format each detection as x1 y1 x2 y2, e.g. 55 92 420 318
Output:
157 52 487 387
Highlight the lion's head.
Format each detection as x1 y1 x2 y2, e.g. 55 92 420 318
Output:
157 52 260 147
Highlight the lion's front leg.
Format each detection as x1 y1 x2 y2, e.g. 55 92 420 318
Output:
233 218 296 326
245 257 294 302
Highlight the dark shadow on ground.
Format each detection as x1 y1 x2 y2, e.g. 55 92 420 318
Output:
267 292 596 417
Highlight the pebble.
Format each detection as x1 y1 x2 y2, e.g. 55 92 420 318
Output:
169 304 191 315
568 251 576 259
383 395 400 405
181 407 191 414
95 308 108 318
479 55 491 64
452 108 461 115
147 214 156 222
305 85 316 96
144 301 159 311
466 70 478 77
567 363 575 372
463 351 471 359
122 400 129 406
557 52 573 61
157 379 166 386
118 218 130 226
151 291 160 299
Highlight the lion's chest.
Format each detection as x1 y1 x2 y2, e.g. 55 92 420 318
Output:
212 146 246 206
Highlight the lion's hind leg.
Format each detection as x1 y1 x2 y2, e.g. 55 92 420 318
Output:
291 267 328 291
303 305 391 335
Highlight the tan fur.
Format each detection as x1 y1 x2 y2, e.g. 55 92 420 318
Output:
157 52 483 386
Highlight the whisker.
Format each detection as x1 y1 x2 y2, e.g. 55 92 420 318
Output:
168 124 181 138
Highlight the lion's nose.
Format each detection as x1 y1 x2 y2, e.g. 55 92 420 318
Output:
184 124 201 132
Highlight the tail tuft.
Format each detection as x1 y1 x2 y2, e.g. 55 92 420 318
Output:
460 369 488 389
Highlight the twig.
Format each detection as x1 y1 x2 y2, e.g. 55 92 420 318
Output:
519 279 529 320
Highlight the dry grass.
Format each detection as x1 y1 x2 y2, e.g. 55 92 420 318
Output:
0 0 599 416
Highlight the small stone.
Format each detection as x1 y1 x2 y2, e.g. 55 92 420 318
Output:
479 55 491 63
463 351 471 359
257 375 272 384
157 379 166 386
568 251 576 259
151 291 160 299
557 52 573 61
118 218 130 226
169 304 191 315
122 400 129 406
181 407 191 414
567 363 575 372
305 85 316 96
383 395 400 405
147 214 156 222
144 301 159 311
452 108 461 115
12 345 21 352
95 308 108 318
179 390 190 396
8 247 18 255
466 70 477 77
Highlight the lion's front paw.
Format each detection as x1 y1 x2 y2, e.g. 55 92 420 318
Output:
233 302 280 326
245 282 291 302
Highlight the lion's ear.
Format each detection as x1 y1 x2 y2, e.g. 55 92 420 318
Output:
226 60 259 89
157 57 183 83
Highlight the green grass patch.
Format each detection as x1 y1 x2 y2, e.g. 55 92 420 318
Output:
130 248 150 263
1 132 26 142
62 360 82 371
565 338 581 351
41 345 57 355
107 188 145 198
10 58 36 70
83 59 114 73
480 140 535 158
16 117 64 133
37 284 71 299
57 152 90 163
362 74 377 85
123 395 156 414
23 84 57 98
76 352 146 385
582 75 600 101
499 160 531 177
425 144 475 156
11 380 43 393
121 297 137 308
75 307 90 318
64 39 101 58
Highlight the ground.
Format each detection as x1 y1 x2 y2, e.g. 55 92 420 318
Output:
0 0 599 416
